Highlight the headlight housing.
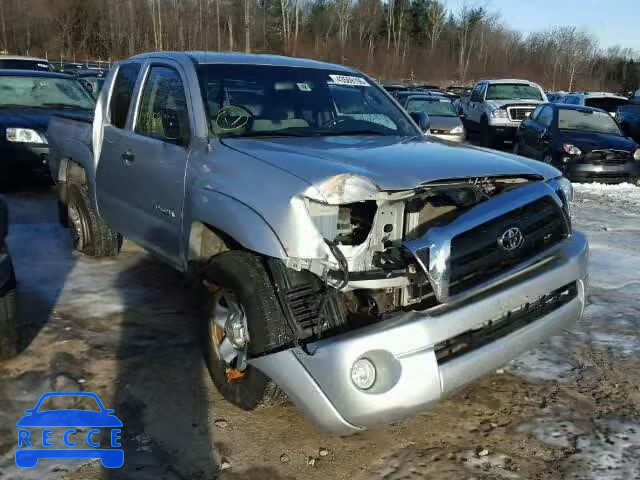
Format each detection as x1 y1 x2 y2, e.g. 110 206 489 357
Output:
633 148 640 161
563 143 582 156
449 125 464 134
552 176 573 217
306 174 379 204
490 109 508 119
6 128 47 144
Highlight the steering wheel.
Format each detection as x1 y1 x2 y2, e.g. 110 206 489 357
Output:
215 104 254 132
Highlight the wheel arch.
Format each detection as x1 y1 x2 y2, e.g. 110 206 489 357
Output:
184 190 288 269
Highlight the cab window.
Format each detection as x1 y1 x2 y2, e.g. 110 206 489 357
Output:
135 66 191 146
109 63 141 129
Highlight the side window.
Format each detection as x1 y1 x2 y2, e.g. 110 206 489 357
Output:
537 106 554 127
109 63 141 129
470 84 484 102
135 66 191 146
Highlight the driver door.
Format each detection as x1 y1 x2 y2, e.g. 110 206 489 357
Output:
111 61 193 265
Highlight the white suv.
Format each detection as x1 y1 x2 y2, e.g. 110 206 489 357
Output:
461 79 547 147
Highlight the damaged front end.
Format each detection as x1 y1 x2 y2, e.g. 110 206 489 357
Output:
269 173 573 349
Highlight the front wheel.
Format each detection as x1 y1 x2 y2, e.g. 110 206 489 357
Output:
480 117 494 148
202 251 294 410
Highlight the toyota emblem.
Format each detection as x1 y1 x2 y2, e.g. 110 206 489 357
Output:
498 226 524 251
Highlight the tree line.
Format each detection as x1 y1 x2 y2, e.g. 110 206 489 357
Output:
0 0 638 92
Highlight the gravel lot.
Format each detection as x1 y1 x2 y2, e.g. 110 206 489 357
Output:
0 179 639 480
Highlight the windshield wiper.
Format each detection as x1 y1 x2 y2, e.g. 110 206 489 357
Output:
42 103 91 110
227 130 311 138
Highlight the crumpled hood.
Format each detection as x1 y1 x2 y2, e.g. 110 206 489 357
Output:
559 130 637 153
222 135 560 191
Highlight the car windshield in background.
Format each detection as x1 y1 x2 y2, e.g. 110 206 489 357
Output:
197 64 417 138
0 59 51 71
406 98 458 117
584 97 629 112
558 109 621 135
485 84 543 101
0 75 95 110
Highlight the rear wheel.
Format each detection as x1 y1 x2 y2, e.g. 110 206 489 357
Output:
202 251 293 410
66 182 121 257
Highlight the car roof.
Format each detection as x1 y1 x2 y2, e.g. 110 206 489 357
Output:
130 51 356 73
550 103 611 114
479 78 541 85
0 55 49 62
566 92 628 100
0 69 74 79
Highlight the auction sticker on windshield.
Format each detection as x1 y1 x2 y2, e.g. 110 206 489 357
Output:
15 391 124 469
329 74 370 87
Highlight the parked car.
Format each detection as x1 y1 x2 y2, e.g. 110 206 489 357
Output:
48 52 587 434
381 81 409 95
67 69 107 98
561 92 629 118
514 103 640 184
0 196 18 359
396 92 465 142
617 104 640 144
460 79 547 147
0 70 95 177
0 55 54 72
630 88 640 105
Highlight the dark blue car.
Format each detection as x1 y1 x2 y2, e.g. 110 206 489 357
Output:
15 391 124 468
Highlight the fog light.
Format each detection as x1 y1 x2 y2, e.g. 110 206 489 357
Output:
351 358 376 390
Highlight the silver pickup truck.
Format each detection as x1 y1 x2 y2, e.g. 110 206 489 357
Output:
48 52 588 434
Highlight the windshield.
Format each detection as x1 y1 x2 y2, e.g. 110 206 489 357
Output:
0 75 95 109
558 109 621 135
197 64 418 138
406 97 458 117
0 59 52 71
485 84 543 101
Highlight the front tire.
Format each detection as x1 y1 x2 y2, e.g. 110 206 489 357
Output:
480 117 494 148
202 251 294 410
66 182 121 257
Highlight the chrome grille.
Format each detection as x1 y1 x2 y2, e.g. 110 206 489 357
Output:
507 106 535 122
448 196 568 295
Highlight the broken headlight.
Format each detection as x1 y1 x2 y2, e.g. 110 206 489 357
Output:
551 176 573 218
306 174 379 204
305 199 376 245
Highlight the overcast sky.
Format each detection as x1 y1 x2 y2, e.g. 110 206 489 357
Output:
441 0 640 52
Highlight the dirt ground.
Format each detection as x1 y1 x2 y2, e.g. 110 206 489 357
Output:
0 180 639 480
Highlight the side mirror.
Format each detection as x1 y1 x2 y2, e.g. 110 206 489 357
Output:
161 108 188 146
410 112 431 132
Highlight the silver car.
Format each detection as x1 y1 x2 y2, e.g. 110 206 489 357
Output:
48 52 588 434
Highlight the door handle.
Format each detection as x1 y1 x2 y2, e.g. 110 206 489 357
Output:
121 150 135 166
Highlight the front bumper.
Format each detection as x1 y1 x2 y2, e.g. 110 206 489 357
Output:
487 124 519 140
0 143 49 173
563 160 640 183
251 231 588 434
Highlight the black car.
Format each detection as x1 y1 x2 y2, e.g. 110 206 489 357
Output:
0 70 95 176
515 103 640 184
0 196 17 359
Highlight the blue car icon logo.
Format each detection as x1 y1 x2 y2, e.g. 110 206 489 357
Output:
15 391 124 468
